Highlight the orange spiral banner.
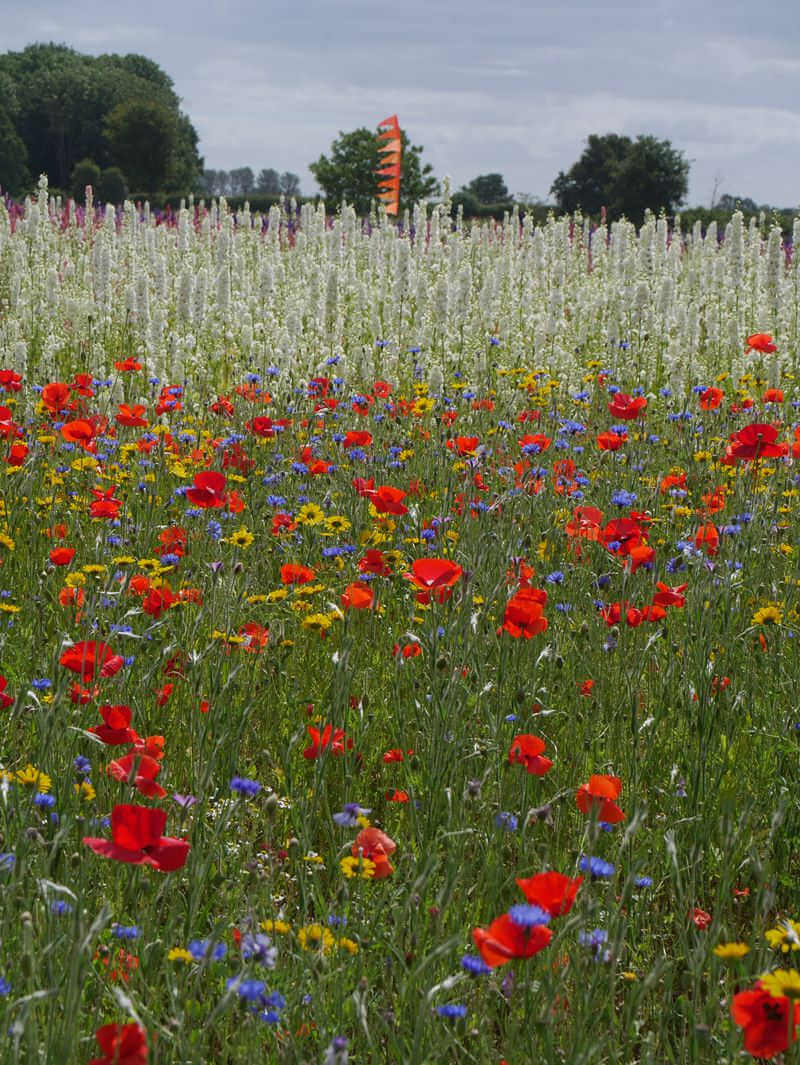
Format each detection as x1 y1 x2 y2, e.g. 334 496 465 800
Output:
377 114 402 216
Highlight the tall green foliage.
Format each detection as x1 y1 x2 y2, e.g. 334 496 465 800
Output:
551 133 688 224
0 43 202 196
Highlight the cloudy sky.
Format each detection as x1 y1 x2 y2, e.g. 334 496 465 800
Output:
4 0 800 206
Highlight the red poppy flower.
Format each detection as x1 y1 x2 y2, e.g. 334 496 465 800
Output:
732 984 800 1059
185 471 227 508
451 435 480 455
341 581 375 610
508 734 553 775
49 546 76 566
745 332 777 354
725 422 786 462
0 675 13 709
692 907 711 930
694 523 719 556
383 748 409 762
249 415 275 437
281 563 316 585
343 430 373 448
61 419 96 450
517 433 551 453
303 723 353 759
90 1021 148 1065
239 622 269 653
596 430 627 451
142 585 176 619
60 640 118 681
576 774 625 823
472 914 552 968
366 484 409 515
352 826 396 878
90 704 139 746
116 404 149 428
607 393 647 420
762 388 784 404
83 804 189 872
698 387 724 410
359 549 393 576
500 587 548 639
653 582 687 608
41 381 72 414
407 558 463 604
155 683 173 707
515 871 582 916
386 789 409 802
6 442 28 467
89 485 123 520
107 753 167 799
114 357 143 373
0 369 22 392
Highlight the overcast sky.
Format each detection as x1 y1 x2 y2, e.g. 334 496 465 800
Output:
4 0 800 206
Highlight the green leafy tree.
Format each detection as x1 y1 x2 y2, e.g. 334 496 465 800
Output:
98 166 128 204
0 104 29 196
551 133 688 225
230 167 255 196
69 157 101 203
104 99 177 196
256 168 280 195
309 127 439 215
0 44 202 195
280 171 301 197
463 173 510 204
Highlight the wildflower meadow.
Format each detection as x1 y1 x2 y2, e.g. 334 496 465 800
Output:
0 178 799 1063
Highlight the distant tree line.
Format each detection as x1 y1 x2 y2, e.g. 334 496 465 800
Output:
0 43 203 202
201 168 301 198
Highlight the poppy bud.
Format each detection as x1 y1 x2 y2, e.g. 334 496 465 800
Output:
264 791 279 816
554 655 564 669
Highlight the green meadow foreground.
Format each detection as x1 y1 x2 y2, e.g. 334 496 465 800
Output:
0 182 799 1063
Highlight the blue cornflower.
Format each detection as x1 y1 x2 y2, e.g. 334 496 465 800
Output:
227 977 265 1001
0 854 15 871
112 924 141 939
579 855 616 879
508 904 551 927
546 570 564 584
0 978 10 995
494 812 518 831
50 900 73 915
634 876 653 889
34 793 56 809
437 1004 467 1018
206 520 222 541
188 939 227 962
230 776 261 798
332 803 371 828
74 755 91 775
611 489 637 507
160 553 181 566
578 928 609 948
32 679 52 690
461 954 490 975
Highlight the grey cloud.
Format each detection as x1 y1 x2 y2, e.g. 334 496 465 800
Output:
2 0 799 205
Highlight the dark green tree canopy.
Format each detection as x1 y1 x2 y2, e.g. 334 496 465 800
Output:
0 43 202 196
309 127 439 215
550 133 689 224
104 99 178 196
462 173 510 204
